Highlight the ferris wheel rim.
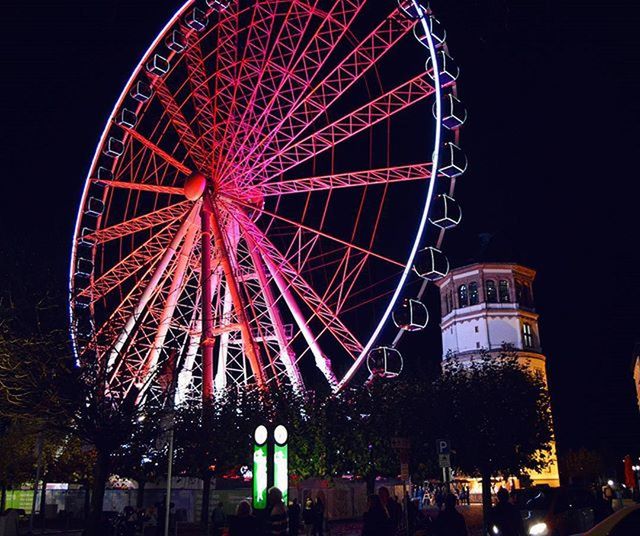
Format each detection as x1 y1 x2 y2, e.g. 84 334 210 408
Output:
69 0 463 399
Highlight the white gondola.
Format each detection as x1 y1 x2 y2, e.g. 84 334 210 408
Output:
439 142 467 178
85 197 105 218
426 51 459 85
97 167 113 180
165 29 186 53
75 295 90 310
130 80 153 102
397 0 425 19
146 54 170 76
434 94 467 130
116 108 138 128
184 8 208 32
414 16 446 48
393 298 429 331
367 347 403 378
78 227 96 246
76 258 93 279
103 137 124 157
429 194 462 230
413 247 449 281
207 0 230 10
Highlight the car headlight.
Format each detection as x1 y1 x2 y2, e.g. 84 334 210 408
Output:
528 522 548 536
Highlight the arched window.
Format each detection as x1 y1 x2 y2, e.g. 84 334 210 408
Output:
445 292 452 314
458 284 468 307
469 281 479 305
517 281 533 307
499 280 510 302
485 280 497 303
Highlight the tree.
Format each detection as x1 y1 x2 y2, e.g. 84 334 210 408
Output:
433 350 554 523
173 387 263 528
0 418 39 512
559 448 605 486
111 417 164 508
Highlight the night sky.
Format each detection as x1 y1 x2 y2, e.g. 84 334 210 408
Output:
2 1 639 474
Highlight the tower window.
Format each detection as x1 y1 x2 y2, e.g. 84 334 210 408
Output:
458 284 468 307
445 292 452 314
469 282 479 305
499 280 510 303
522 323 534 348
516 281 533 308
485 280 497 303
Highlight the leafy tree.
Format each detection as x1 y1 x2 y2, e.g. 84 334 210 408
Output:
173 387 263 527
112 416 164 508
0 418 39 512
433 350 554 522
559 448 605 486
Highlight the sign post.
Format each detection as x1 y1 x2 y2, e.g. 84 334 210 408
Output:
437 439 451 491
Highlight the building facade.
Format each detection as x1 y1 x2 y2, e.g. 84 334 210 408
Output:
435 262 560 487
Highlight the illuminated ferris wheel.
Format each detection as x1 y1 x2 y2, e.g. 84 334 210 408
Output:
69 0 467 406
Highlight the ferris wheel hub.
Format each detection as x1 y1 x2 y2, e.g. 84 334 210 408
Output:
184 171 208 201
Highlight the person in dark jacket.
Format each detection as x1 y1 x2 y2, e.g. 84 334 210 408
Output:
268 487 289 536
487 488 525 536
229 501 259 536
432 493 468 536
302 498 314 535
288 498 301 536
362 495 391 536
312 492 325 536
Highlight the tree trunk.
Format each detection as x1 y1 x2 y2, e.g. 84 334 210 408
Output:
39 477 48 530
0 483 6 513
201 473 212 531
88 447 111 536
136 480 146 508
365 472 376 496
481 470 493 533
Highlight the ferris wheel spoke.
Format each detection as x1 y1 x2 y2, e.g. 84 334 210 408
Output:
247 7 416 167
210 1 286 175
149 75 209 171
246 72 435 184
227 196 404 268
94 179 184 196
218 0 365 181
117 124 192 176
105 203 201 379
135 222 199 400
85 200 191 244
216 0 319 180
259 162 433 197
80 220 179 303
181 32 216 162
239 215 362 357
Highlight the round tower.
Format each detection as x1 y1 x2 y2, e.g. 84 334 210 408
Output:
435 262 560 487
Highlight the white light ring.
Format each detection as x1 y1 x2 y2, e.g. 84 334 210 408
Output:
337 1 444 390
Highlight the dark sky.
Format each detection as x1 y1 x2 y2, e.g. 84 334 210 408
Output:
2 0 639 472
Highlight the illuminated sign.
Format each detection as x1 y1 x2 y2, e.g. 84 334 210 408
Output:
253 425 268 509
273 425 288 504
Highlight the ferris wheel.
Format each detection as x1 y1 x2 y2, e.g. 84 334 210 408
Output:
69 0 467 406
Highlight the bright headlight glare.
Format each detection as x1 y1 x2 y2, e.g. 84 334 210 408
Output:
529 522 548 536
492 525 500 535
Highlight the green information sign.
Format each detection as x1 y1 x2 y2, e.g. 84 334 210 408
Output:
253 425 268 510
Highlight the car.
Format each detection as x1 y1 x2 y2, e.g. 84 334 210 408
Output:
570 504 640 535
513 486 596 535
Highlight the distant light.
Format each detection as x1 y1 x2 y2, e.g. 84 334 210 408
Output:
137 414 146 422
492 525 500 535
607 480 614 486
528 522 548 535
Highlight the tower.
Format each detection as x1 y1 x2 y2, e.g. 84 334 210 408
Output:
435 262 560 487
